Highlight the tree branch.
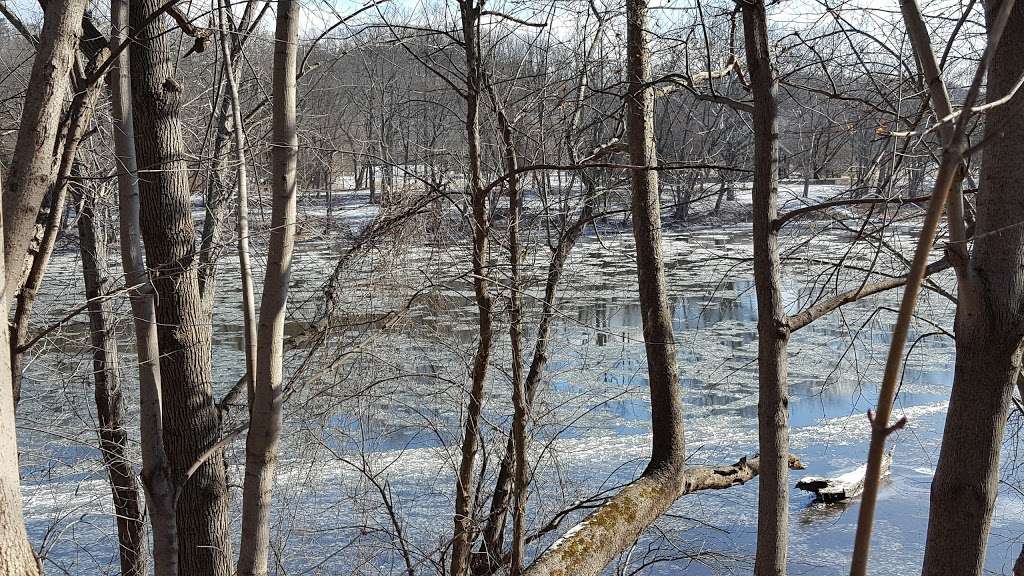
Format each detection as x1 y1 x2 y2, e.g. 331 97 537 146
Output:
775 193 936 230
788 257 951 332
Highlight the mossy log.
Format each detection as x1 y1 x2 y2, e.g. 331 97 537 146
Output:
521 454 806 576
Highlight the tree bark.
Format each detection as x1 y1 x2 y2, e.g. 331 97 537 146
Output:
236 1 299 574
921 4 1024 574
129 3 231 574
0 2 90 572
450 3 495 575
77 180 148 576
109 1 179 572
2 0 87 299
11 19 107 408
742 3 791 574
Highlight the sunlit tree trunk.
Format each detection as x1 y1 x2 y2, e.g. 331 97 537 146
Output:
109 1 178 572
743 2 791 574
129 2 231 574
236 1 299 574
2 0 87 297
1 2 89 572
0 174 39 576
922 4 1024 574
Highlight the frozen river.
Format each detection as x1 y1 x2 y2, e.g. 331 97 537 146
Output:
12 189 1024 575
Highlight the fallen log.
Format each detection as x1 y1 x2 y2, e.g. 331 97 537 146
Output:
796 451 893 503
521 453 806 576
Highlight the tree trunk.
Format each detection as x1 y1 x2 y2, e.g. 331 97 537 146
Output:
77 180 148 576
216 0 258 417
109 1 179 573
129 3 231 574
236 1 299 574
1 2 90 572
922 6 1024 574
450 3 494 574
0 185 39 573
2 0 87 298
521 2 688 573
11 24 107 408
487 85 528 576
625 0 686 481
743 3 791 575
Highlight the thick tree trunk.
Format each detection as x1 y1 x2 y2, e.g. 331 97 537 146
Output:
236 1 299 574
109 1 179 572
77 182 148 576
1 2 90 572
522 456 803 576
129 3 232 574
624 0 686 480
2 0 87 298
0 220 38 573
921 6 1024 574
11 25 107 408
743 3 791 575
450 3 494 575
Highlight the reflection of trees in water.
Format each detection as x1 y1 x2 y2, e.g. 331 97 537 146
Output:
594 301 608 346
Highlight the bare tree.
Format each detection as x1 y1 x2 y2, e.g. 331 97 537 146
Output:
742 1 789 574
129 2 231 574
920 1 1024 574
236 0 300 573
0 2 89 573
